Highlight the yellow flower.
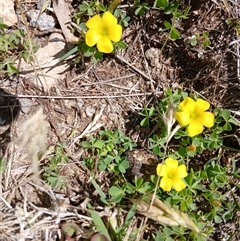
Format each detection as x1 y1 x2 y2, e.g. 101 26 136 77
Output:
85 11 122 53
156 158 188 192
175 97 214 137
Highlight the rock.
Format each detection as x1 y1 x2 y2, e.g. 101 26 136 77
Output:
20 41 70 90
27 10 56 31
20 98 35 114
77 101 84 109
0 0 18 26
85 107 96 118
49 33 64 42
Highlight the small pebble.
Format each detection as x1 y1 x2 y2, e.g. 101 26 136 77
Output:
85 107 96 118
127 81 133 88
20 98 35 114
77 101 84 109
0 117 6 125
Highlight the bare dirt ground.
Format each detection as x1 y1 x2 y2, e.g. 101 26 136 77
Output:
0 0 240 240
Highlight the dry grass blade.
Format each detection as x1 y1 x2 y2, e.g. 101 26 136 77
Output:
16 108 47 176
71 104 106 147
131 195 199 233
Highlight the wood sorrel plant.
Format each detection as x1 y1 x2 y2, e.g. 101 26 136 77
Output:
67 1 128 63
135 88 239 239
175 97 215 137
81 89 239 240
85 11 122 53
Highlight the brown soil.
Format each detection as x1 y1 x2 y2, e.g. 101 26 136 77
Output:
0 1 239 241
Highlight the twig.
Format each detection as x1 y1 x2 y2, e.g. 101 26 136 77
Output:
0 91 163 99
80 74 136 86
116 54 156 84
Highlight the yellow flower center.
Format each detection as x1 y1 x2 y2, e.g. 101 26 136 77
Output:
101 27 107 36
190 113 197 119
167 168 177 179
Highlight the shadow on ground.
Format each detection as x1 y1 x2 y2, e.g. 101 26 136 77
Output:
0 88 21 156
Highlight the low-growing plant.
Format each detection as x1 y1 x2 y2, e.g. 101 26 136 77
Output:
134 0 190 41
87 88 239 240
82 128 136 175
134 1 150 16
88 202 137 241
62 1 129 64
43 142 69 188
0 17 39 76
189 31 211 48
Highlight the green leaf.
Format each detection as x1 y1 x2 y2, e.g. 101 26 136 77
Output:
59 46 78 62
98 162 108 171
0 157 7 174
88 207 112 241
125 182 135 193
202 39 211 48
214 215 222 223
90 176 109 205
140 117 149 127
157 0 169 8
87 8 94 16
46 172 65 188
220 109 231 121
109 186 124 203
79 22 87 32
163 20 171 29
149 106 156 116
223 122 232 131
79 3 89 12
96 3 106 12
228 117 239 126
62 222 79 237
0 23 9 29
190 37 198 46
84 46 95 57
164 2 178 14
32 45 40 53
170 27 181 40
135 177 144 188
118 159 129 173
93 140 105 149
6 63 18 76
116 41 127 49
92 51 103 63
82 141 91 148
134 3 149 16
123 205 136 228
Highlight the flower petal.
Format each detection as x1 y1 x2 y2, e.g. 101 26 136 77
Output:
187 119 203 137
156 164 167 177
86 15 102 29
97 36 113 53
106 24 122 42
165 158 178 168
85 29 102 47
197 112 214 128
177 164 188 178
179 97 195 113
102 11 117 25
160 176 172 192
172 178 186 192
175 111 191 126
194 98 210 113
85 29 101 47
